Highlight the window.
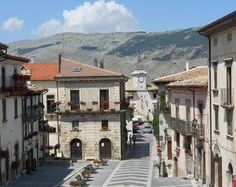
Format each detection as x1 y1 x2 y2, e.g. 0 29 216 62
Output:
102 120 108 130
227 33 232 42
185 99 191 123
70 90 80 110
227 110 233 135
213 38 217 46
14 98 18 118
226 66 232 104
46 95 56 113
100 90 109 110
2 99 6 122
2 67 5 90
198 100 204 125
213 64 218 89
14 68 17 87
214 105 219 130
175 98 180 119
175 131 180 147
153 93 157 99
72 120 79 130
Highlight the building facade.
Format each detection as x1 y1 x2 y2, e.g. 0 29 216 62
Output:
199 11 236 187
0 42 45 185
23 57 128 160
154 66 210 185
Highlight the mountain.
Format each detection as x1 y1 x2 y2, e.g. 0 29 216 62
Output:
8 27 208 81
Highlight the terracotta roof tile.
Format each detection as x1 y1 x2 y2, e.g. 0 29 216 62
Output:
22 63 59 81
153 66 208 84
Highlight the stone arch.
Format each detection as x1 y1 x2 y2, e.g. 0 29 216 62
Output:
70 139 82 160
99 138 112 159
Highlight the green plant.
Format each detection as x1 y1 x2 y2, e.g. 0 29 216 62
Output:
69 180 80 187
81 168 90 178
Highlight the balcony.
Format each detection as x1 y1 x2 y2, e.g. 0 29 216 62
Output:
39 124 56 133
220 88 234 109
61 100 123 114
170 118 192 135
22 105 44 121
1 75 29 95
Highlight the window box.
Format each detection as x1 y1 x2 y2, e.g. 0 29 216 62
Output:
80 101 86 106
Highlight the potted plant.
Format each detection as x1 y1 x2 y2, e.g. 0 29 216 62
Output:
69 181 80 187
32 131 38 136
92 101 98 105
80 101 86 106
87 108 92 112
114 101 120 104
67 102 72 106
81 168 90 178
54 144 61 149
110 108 116 112
48 145 54 150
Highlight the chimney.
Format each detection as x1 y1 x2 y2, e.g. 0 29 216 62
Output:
99 59 104 69
58 53 62 74
185 62 189 71
94 58 98 67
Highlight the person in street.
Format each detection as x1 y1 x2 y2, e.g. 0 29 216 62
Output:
132 134 136 145
129 134 132 145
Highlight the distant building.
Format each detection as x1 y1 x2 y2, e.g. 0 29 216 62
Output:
23 56 129 160
154 66 210 185
126 56 157 121
199 11 236 187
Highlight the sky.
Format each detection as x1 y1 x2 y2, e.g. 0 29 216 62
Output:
0 0 235 43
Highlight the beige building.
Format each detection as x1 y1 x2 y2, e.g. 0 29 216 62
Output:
199 11 236 187
0 42 45 185
23 56 128 160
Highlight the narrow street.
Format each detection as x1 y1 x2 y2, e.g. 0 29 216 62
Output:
103 125 193 187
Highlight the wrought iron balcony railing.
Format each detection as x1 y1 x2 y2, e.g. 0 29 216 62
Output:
22 105 44 120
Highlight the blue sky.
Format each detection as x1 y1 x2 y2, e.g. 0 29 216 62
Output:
0 0 235 43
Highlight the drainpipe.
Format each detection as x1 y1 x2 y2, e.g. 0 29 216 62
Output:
199 32 212 186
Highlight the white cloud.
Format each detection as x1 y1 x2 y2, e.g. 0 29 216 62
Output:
35 0 137 36
2 17 24 31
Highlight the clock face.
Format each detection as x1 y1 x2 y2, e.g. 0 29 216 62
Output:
138 76 144 83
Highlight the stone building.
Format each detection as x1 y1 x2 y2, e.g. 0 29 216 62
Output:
199 11 236 187
23 56 128 160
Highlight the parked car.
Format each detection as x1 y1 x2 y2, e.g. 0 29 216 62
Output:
133 126 139 133
143 125 152 133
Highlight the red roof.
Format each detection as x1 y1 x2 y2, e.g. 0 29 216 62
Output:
22 63 59 81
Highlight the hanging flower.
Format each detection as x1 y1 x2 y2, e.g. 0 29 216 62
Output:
54 144 61 149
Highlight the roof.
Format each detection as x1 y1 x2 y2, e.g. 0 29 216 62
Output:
167 74 208 88
23 57 125 81
125 79 135 91
6 53 30 63
22 63 59 81
56 58 123 78
153 66 208 84
199 11 236 36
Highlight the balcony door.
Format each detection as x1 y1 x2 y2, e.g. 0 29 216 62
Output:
70 90 80 110
226 66 232 104
100 90 109 110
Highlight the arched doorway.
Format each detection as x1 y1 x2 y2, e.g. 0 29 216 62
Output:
99 138 111 159
70 139 82 160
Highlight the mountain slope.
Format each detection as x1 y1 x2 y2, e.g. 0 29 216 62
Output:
9 27 208 80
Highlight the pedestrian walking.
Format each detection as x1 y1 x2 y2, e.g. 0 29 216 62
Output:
129 134 132 145
132 134 136 145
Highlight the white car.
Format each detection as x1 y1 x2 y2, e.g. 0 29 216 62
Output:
143 125 152 133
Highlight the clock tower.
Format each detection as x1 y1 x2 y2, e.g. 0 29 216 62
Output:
131 53 147 91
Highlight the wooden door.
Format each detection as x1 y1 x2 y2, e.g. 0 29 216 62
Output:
100 138 111 159
167 141 172 160
70 139 82 160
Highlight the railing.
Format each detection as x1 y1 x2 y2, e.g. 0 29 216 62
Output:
220 88 234 108
39 124 56 133
1 75 28 94
170 118 192 135
22 105 44 120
